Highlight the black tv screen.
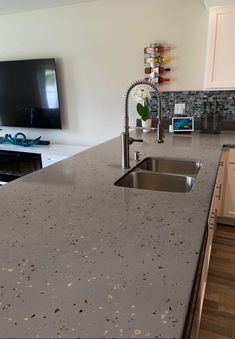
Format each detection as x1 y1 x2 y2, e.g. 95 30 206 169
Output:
0 58 62 129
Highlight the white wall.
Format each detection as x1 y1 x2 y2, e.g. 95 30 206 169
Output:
0 0 208 145
0 0 96 16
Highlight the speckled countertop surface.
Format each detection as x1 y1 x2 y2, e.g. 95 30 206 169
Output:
0 131 235 339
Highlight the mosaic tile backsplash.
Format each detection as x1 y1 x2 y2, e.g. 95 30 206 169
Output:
150 90 235 119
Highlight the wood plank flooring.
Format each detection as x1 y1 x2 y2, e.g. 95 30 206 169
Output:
199 224 235 339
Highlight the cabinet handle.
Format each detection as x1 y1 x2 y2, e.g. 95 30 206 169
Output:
229 162 235 165
215 184 222 200
209 209 217 230
219 161 224 166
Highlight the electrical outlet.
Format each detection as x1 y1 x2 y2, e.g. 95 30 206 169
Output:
174 103 186 115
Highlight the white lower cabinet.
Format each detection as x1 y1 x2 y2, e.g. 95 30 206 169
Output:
188 152 225 338
218 148 235 225
187 148 235 338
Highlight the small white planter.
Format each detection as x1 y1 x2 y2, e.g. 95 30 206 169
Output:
141 118 152 132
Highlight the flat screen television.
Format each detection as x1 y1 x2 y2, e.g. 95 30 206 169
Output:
0 58 62 129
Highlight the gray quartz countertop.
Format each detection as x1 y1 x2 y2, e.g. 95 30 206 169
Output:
0 131 235 339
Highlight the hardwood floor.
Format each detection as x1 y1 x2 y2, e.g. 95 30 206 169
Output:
199 224 235 339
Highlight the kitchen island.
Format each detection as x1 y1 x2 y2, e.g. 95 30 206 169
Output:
0 131 234 338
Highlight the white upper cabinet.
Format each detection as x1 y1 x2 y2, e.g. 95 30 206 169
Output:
204 5 235 89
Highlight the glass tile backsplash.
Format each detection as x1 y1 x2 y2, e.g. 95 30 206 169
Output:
150 90 235 119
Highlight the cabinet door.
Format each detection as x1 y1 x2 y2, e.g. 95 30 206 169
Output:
222 149 235 218
205 5 235 89
216 149 227 216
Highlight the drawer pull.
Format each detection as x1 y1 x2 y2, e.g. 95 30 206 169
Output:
209 210 217 229
215 184 222 200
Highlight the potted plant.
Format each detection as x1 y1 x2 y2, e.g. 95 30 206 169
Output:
136 96 152 131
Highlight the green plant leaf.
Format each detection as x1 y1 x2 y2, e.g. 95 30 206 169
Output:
137 103 149 121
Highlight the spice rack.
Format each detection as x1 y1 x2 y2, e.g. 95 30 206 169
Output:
144 43 171 85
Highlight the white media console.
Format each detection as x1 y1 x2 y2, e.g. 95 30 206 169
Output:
0 143 90 185
0 143 89 167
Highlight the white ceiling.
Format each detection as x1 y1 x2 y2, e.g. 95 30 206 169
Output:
204 0 235 8
0 0 97 15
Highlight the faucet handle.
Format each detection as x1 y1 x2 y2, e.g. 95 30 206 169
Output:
129 137 143 145
134 151 145 162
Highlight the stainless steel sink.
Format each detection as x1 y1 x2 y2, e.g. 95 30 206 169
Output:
136 157 201 176
115 170 196 193
114 156 201 193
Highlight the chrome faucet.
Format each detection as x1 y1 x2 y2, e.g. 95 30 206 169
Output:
121 79 164 169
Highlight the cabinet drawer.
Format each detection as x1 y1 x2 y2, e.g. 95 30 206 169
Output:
210 150 226 219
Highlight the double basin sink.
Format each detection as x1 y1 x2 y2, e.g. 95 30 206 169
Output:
115 157 202 193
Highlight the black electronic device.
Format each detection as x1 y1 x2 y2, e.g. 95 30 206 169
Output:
0 58 62 129
172 117 194 133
